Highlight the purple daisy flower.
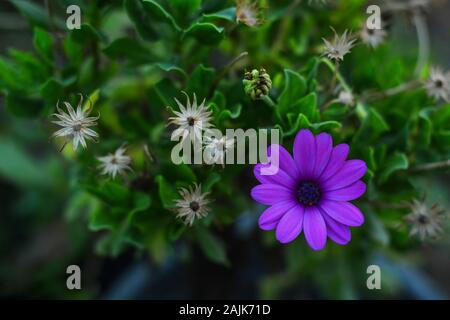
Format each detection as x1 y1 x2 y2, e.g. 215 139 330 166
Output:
251 129 367 250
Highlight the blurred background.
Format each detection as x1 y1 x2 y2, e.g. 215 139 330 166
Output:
1 0 450 299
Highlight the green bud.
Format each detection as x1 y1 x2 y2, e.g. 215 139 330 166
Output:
242 68 272 100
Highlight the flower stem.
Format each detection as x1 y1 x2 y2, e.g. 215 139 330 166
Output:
262 95 276 108
208 51 248 98
413 10 430 77
410 159 450 172
362 80 422 102
320 58 351 92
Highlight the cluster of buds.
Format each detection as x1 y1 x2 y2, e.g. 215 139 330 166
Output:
242 68 272 100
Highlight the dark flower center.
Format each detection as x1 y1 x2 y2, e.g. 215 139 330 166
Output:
187 117 196 126
190 201 200 212
73 123 82 131
296 181 321 206
435 80 443 88
418 214 429 224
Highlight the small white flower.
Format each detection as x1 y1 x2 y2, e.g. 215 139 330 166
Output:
51 94 99 150
97 145 132 179
236 0 263 27
203 135 235 166
404 199 447 241
425 67 450 102
174 183 211 226
360 25 387 48
338 90 355 106
168 92 213 141
322 28 357 62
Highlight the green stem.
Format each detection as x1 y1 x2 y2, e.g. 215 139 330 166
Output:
262 95 276 108
320 58 351 92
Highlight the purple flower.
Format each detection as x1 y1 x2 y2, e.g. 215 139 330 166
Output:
251 129 367 250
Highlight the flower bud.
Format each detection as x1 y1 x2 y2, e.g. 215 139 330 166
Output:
243 68 272 100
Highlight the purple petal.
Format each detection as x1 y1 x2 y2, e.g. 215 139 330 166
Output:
321 160 367 191
319 200 365 226
254 164 297 189
312 132 333 179
303 206 327 250
267 144 300 180
320 143 349 181
321 211 351 245
275 205 305 244
322 181 366 201
250 184 294 205
258 200 298 230
293 129 316 179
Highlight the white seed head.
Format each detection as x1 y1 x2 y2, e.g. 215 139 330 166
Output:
97 145 132 179
404 199 447 241
51 94 99 151
425 67 450 102
168 92 214 142
174 183 211 226
322 28 357 62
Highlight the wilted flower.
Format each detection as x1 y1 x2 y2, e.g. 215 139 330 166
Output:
168 92 213 141
243 68 272 100
203 135 235 166
174 183 211 226
424 67 450 102
338 90 355 106
97 145 132 179
251 129 367 250
236 0 263 27
404 199 446 241
51 94 99 151
360 25 387 48
322 28 357 62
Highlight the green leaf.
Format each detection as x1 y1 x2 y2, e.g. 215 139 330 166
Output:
171 0 202 17
103 37 154 64
379 152 409 184
125 0 159 41
5 92 44 117
33 27 54 63
155 63 187 79
277 69 307 116
283 113 341 137
202 7 236 22
10 0 51 28
217 104 242 122
186 64 215 98
366 209 390 246
128 192 151 220
142 0 181 31
155 175 179 209
168 222 186 241
203 172 221 192
184 22 224 46
417 112 433 149
70 23 101 44
86 181 130 206
196 227 229 265
40 78 64 103
434 130 450 149
354 105 390 143
292 92 318 121
0 137 48 188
